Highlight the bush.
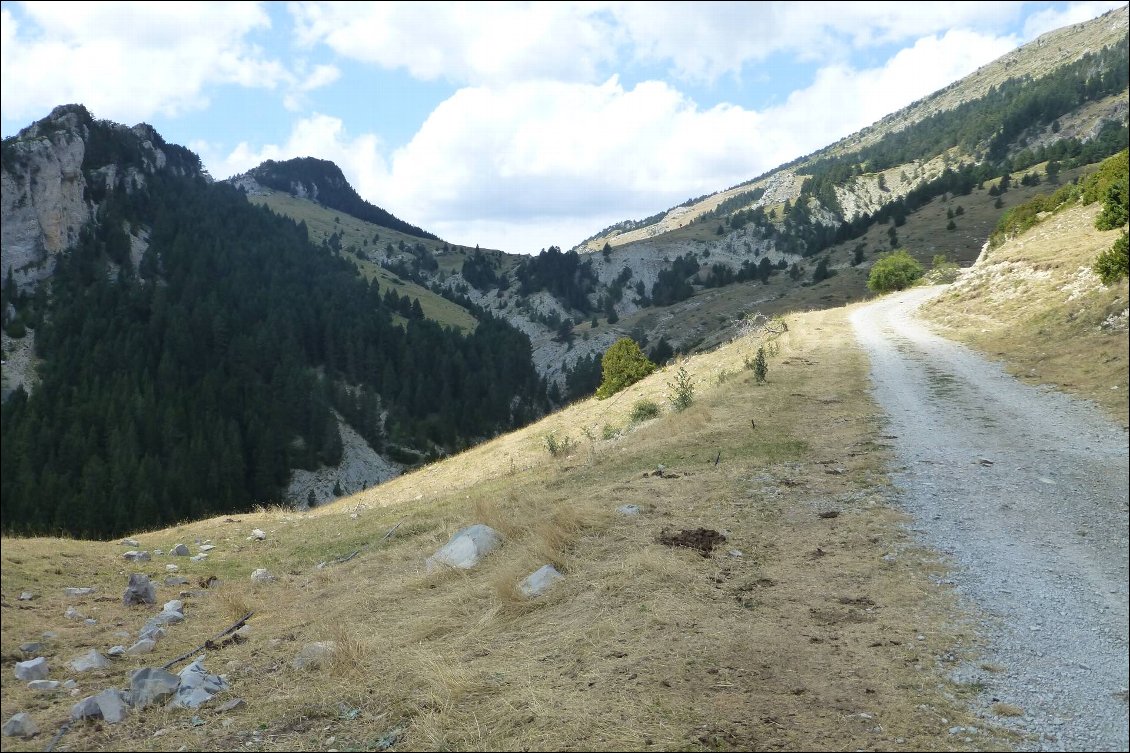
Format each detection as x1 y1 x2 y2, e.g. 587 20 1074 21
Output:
867 250 924 293
595 338 656 399
630 399 660 422
1094 230 1128 285
545 432 576 457
666 367 694 412
752 347 768 384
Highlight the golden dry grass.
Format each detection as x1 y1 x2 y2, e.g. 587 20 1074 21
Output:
920 202 1129 426
0 306 1011 752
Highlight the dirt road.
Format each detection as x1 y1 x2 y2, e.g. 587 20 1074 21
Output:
850 286 1129 752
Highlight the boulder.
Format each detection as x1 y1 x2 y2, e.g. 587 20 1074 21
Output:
18 591 34 601
249 529 266 540
122 550 151 562
425 524 502 572
190 553 208 562
2 712 38 738
18 642 43 657
120 538 140 547
106 646 126 658
199 544 216 553
291 641 337 671
170 543 190 556
27 680 60 692
129 667 180 708
519 564 564 598
14 657 48 681
70 650 110 673
172 657 228 708
123 573 156 606
71 689 129 724
163 600 184 614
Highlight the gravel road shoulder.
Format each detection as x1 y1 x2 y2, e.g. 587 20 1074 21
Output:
851 285 1129 752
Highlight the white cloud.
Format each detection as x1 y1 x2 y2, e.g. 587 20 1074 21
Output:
1021 0 1126 39
202 23 1019 252
289 1 621 85
289 0 1033 85
1 2 289 126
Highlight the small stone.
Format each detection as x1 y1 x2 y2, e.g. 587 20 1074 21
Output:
616 504 641 516
70 650 110 673
198 544 215 553
728 549 744 558
249 529 266 540
127 639 157 655
64 587 96 597
18 642 43 656
14 657 49 681
27 680 61 692
949 726 963 735
18 591 34 601
166 564 179 572
122 550 151 562
173 657 229 708
71 689 129 724
163 600 185 614
519 564 564 598
165 576 190 586
190 553 208 562
292 641 337 671
425 524 502 572
130 667 181 708
153 549 164 555
123 573 157 606
217 698 246 713
171 543 190 556
84 618 97 626
233 625 252 638
250 568 275 583
120 538 140 547
106 646 126 658
62 679 77 689
2 712 38 738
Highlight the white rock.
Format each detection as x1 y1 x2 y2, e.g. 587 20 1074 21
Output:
122 550 151 562
166 564 179 572
519 564 564 598
64 587 95 597
64 606 84 620
14 657 48 681
2 712 38 738
163 600 185 614
292 641 337 671
71 689 128 724
616 504 641 516
249 529 266 540
18 591 34 601
172 657 229 708
106 646 126 658
198 544 215 553
425 524 502 572
127 639 157 655
69 650 110 673
190 553 208 562
27 680 60 692
120 538 140 547
250 568 275 583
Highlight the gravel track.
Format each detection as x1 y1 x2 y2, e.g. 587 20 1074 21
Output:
851 286 1129 752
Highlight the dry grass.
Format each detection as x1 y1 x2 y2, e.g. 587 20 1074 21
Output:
0 305 1010 752
920 202 1129 426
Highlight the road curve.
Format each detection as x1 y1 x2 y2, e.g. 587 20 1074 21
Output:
850 286 1129 752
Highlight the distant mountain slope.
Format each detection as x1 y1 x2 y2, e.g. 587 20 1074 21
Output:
1 109 548 538
236 157 439 240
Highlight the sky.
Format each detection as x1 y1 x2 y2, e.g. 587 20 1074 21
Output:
1 1 1125 253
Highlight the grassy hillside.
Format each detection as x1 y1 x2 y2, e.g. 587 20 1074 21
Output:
249 190 479 333
920 201 1129 426
0 306 1010 752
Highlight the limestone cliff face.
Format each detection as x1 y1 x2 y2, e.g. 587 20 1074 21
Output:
1 105 193 289
1 107 92 288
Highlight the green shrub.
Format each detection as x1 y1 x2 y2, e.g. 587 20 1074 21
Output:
752 347 768 384
630 399 660 422
867 250 924 293
666 367 694 412
1095 230 1128 285
595 338 656 399
545 432 576 457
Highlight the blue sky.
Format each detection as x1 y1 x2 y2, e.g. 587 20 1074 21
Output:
2 1 1125 253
